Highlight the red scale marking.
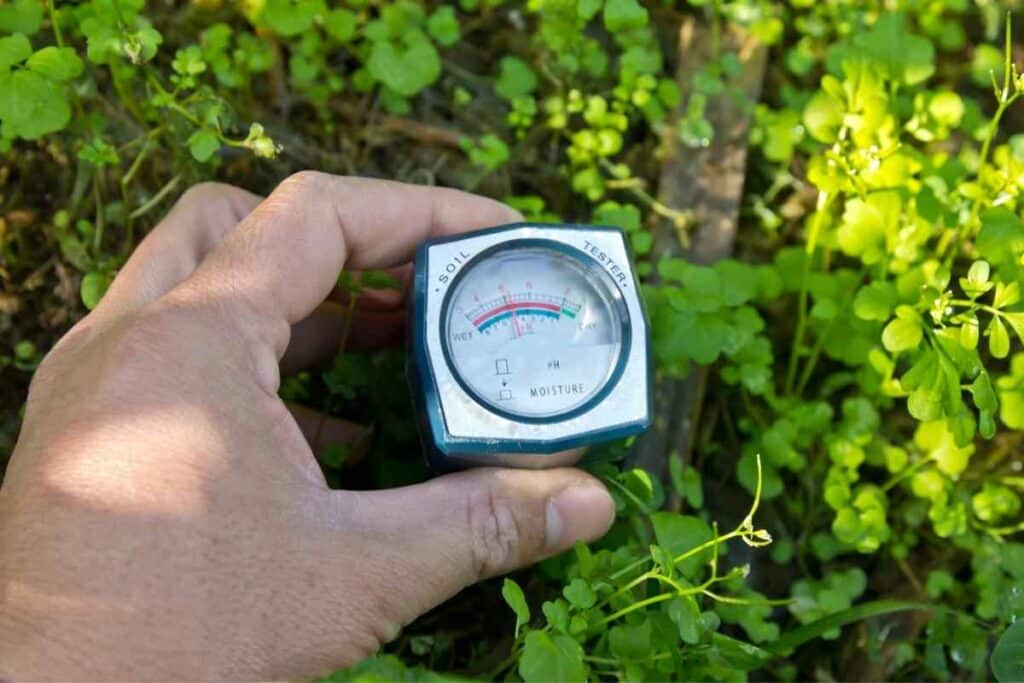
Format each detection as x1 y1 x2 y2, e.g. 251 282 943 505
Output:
472 301 562 326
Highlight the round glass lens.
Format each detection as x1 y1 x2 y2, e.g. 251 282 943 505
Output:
443 246 625 419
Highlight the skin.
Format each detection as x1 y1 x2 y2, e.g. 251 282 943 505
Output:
0 174 615 680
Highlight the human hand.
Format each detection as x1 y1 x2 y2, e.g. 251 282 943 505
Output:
0 174 615 680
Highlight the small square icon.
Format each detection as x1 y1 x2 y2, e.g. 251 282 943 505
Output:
499 389 512 401
495 359 510 375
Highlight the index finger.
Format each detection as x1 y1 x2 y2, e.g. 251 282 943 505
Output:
178 173 522 346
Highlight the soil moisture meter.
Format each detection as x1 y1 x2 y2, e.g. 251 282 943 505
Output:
409 224 652 470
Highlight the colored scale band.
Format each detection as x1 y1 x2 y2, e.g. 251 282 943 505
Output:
473 301 576 331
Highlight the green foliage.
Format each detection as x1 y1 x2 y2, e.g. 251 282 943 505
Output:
992 620 1024 682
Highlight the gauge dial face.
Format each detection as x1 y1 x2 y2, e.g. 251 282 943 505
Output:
442 245 627 420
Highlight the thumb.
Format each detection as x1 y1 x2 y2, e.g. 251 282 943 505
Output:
346 468 614 620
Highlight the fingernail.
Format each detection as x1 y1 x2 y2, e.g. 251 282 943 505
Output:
545 484 616 553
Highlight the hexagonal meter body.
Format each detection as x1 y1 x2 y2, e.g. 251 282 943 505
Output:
408 223 652 470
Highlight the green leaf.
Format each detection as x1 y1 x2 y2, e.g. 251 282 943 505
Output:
609 618 652 660
853 281 897 321
630 231 652 255
992 619 1024 682
461 133 509 172
710 632 775 670
854 13 935 86
995 281 1022 309
882 315 922 353
593 201 641 231
838 192 900 264
971 372 999 424
562 578 596 609
668 596 702 644
603 0 648 32
541 599 570 633
714 260 760 306
171 45 205 77
26 46 84 82
187 129 220 162
803 91 844 143
494 56 536 101
0 69 71 139
426 6 459 47
501 578 530 636
925 570 954 599
961 313 980 350
129 26 163 64
519 631 585 683
650 512 713 577
367 34 441 97
324 8 358 43
988 316 1011 359
765 601 941 656
928 91 963 127
262 0 321 37
677 462 703 508
80 271 111 311
0 33 31 71
360 269 404 291
977 209 1024 264
0 0 43 35
78 137 119 166
1003 312 1024 346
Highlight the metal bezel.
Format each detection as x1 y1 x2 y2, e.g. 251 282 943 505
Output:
438 238 632 425
410 223 652 467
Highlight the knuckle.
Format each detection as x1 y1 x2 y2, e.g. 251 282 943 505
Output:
176 182 257 226
30 319 100 392
467 484 527 578
277 170 328 198
177 181 230 210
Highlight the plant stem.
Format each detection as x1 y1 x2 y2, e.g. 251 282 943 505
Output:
785 192 832 395
47 0 63 47
110 66 148 125
129 174 181 220
92 177 105 256
882 455 934 492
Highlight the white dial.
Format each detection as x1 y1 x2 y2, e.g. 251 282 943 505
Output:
442 245 627 420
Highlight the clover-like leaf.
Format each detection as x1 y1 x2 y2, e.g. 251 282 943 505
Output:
803 91 844 143
262 0 322 37
882 311 922 353
603 0 648 32
426 6 459 47
978 209 1024 264
367 34 441 97
651 512 714 577
0 33 31 71
854 13 935 86
519 631 585 683
991 617 1024 682
495 56 536 101
26 46 84 82
187 129 220 162
324 8 358 43
562 578 596 609
853 281 898 321
0 69 71 139
0 0 43 35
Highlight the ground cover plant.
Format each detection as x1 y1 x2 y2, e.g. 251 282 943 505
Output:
1 0 1023 680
